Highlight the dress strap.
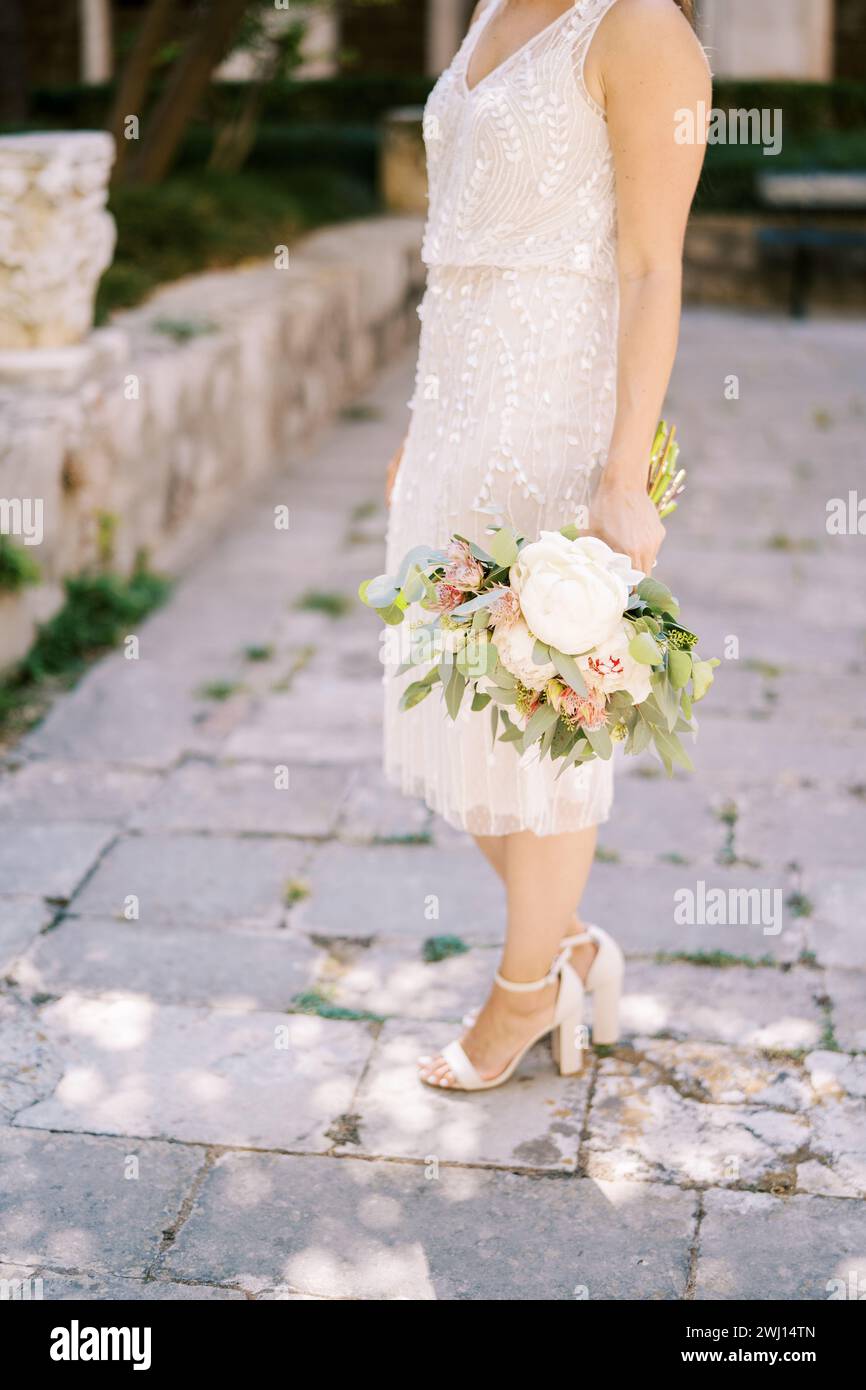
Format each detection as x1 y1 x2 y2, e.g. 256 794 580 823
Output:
571 0 620 119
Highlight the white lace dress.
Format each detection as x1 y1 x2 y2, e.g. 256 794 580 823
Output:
384 0 620 837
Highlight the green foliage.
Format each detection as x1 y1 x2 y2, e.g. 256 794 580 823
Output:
284 878 311 907
297 590 351 619
0 563 170 744
655 949 776 969
422 935 470 964
95 168 377 320
196 680 243 702
291 990 383 1023
0 538 41 593
21 568 171 683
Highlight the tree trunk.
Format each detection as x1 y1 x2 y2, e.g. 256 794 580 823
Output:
109 0 177 182
128 0 252 186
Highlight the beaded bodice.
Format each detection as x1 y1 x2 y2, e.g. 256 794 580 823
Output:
421 0 618 279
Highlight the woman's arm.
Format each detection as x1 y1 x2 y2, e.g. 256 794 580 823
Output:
586 0 711 572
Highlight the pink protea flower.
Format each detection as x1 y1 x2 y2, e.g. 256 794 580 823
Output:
442 540 485 592
488 584 521 629
431 581 465 613
560 683 608 732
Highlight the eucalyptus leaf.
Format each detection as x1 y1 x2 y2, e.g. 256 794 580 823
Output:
583 724 613 760
444 666 466 721
629 631 664 666
667 646 692 690
524 702 560 746
637 576 680 618
488 527 520 568
549 647 587 694
692 658 719 702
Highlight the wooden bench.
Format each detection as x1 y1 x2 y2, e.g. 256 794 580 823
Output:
757 173 866 318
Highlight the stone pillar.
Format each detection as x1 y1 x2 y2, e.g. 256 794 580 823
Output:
426 0 467 75
79 0 113 83
0 132 116 353
699 0 834 81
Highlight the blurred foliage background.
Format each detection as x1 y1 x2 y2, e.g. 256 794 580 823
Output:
1 0 864 318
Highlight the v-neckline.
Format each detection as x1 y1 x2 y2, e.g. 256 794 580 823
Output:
463 0 576 97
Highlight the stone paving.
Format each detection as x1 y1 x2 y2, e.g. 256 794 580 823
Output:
1 309 865 1301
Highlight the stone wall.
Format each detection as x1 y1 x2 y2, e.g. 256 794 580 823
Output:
0 216 425 671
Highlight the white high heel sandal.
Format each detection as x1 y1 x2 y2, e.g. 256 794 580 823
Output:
460 923 624 1047
558 924 625 1045
422 947 585 1092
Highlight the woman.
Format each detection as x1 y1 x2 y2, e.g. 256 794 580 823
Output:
383 0 710 1090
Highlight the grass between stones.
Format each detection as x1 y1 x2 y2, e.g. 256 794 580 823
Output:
0 564 171 749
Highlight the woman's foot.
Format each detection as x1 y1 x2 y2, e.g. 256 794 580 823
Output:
418 978 559 1087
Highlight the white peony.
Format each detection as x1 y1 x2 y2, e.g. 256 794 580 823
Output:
495 618 557 691
580 622 652 704
510 533 643 656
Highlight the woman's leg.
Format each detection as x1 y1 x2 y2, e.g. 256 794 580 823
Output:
420 826 599 1085
474 827 600 978
473 833 506 881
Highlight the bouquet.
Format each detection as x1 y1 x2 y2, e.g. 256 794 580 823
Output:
362 423 717 777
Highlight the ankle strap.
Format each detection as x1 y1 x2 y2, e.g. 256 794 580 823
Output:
560 924 597 949
495 942 572 993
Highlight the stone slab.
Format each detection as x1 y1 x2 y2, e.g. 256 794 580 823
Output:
0 824 114 901
313 937 497 1023
0 1264 246 1300
162 1151 697 1300
17 917 322 1013
806 870 866 970
824 970 866 1052
581 860 805 964
0 897 52 973
619 960 824 1050
0 990 63 1124
342 1019 591 1171
694 1189 866 1300
337 765 431 844
69 833 310 929
0 1128 202 1277
16 995 375 1152
21 661 211 768
297 841 505 943
0 761 158 823
224 674 383 765
131 759 349 839
584 1052 807 1188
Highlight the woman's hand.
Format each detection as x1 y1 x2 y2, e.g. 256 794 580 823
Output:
588 479 665 575
385 440 405 507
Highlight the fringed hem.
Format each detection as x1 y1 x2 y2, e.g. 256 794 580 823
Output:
384 756 614 838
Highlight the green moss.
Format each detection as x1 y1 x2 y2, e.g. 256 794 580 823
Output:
243 644 274 663
284 877 311 907
296 590 351 619
0 563 170 744
786 890 814 919
423 935 470 964
151 317 218 343
196 680 243 702
655 949 776 969
21 567 171 683
291 990 382 1023
0 538 41 594
594 845 620 864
